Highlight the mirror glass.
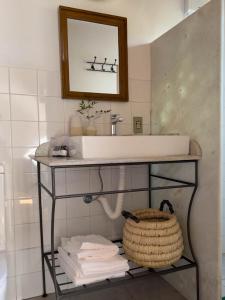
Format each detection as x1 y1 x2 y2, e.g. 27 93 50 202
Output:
67 19 119 94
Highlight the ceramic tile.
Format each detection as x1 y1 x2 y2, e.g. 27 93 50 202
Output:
95 122 111 136
0 67 9 93
5 200 15 251
16 248 41 275
16 272 42 300
63 100 80 124
0 121 11 147
111 166 132 190
127 191 148 211
11 121 39 147
38 96 64 122
66 197 90 218
110 216 124 240
11 95 38 121
13 172 37 200
42 197 67 221
15 223 40 250
116 122 133 136
131 102 151 125
0 147 12 173
6 225 15 252
14 198 37 225
67 217 90 237
12 147 36 173
66 169 90 194
10 68 37 95
110 102 131 124
46 270 55 294
5 173 13 200
131 165 148 189
128 45 151 80
5 251 16 277
94 102 111 124
90 215 111 238
89 200 106 216
90 167 111 192
5 277 17 300
38 70 61 97
129 79 151 103
43 219 67 248
46 169 66 195
0 94 10 120
39 121 65 144
143 124 151 135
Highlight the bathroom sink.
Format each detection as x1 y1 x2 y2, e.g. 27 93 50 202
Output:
71 135 190 159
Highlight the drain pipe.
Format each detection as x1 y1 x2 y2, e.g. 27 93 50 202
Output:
97 165 126 220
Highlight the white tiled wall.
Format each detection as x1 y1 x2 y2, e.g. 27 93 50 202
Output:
0 44 151 300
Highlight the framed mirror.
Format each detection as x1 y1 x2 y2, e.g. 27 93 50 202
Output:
59 6 129 101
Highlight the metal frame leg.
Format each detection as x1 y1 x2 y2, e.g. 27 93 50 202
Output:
37 162 47 297
148 163 152 208
187 161 200 300
196 265 200 300
50 167 59 300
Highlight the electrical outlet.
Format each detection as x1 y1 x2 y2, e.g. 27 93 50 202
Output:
133 117 143 134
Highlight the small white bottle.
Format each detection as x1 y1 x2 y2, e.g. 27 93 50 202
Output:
70 110 83 136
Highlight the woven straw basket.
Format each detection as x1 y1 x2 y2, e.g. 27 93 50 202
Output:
122 200 184 268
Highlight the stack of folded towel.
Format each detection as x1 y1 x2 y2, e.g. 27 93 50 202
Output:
58 235 129 286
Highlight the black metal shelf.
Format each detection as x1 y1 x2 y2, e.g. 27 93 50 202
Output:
44 240 196 298
36 159 200 300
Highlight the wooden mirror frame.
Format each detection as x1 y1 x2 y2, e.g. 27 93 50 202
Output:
59 6 129 102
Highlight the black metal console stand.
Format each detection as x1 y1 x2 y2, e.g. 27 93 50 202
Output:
37 159 199 300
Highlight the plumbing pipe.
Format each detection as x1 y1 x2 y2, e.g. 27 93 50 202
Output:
97 165 126 220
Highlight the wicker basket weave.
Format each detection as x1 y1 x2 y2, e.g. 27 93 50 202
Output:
122 200 184 268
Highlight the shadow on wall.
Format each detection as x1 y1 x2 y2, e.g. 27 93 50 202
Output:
151 1 221 300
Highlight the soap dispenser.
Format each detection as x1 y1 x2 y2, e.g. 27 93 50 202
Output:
70 110 83 136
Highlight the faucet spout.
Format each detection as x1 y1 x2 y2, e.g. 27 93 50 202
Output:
111 114 124 136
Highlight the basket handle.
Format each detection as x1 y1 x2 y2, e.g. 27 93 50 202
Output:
121 210 140 223
159 200 174 214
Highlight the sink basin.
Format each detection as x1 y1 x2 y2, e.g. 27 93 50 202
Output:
71 136 190 159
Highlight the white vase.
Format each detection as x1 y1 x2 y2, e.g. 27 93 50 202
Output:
86 119 97 136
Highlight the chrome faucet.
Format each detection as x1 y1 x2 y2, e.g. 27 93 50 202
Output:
111 114 124 136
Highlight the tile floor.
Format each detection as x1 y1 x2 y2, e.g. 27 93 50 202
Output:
28 274 186 300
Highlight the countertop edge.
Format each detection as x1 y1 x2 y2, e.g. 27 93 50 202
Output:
30 155 201 167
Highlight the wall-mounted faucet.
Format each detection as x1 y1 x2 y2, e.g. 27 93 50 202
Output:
111 114 124 136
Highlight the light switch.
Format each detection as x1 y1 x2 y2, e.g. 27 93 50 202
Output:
133 117 143 134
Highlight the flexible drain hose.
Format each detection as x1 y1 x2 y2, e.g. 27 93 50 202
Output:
97 165 126 220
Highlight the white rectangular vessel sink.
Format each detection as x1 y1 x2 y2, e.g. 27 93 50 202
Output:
72 136 190 159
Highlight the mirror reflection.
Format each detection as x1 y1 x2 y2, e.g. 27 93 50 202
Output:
67 19 119 94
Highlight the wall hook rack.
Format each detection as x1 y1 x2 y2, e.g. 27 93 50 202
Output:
111 59 117 72
102 58 107 71
86 56 118 73
91 56 97 71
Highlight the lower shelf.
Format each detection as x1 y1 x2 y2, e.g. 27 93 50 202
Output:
44 240 197 297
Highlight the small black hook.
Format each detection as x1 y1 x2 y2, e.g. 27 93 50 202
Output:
91 56 96 71
111 59 117 72
102 58 107 71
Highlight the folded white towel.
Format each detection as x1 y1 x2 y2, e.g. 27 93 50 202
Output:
78 255 129 275
58 248 127 286
61 235 119 260
58 247 129 276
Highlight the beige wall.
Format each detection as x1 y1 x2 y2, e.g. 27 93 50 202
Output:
151 1 221 299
